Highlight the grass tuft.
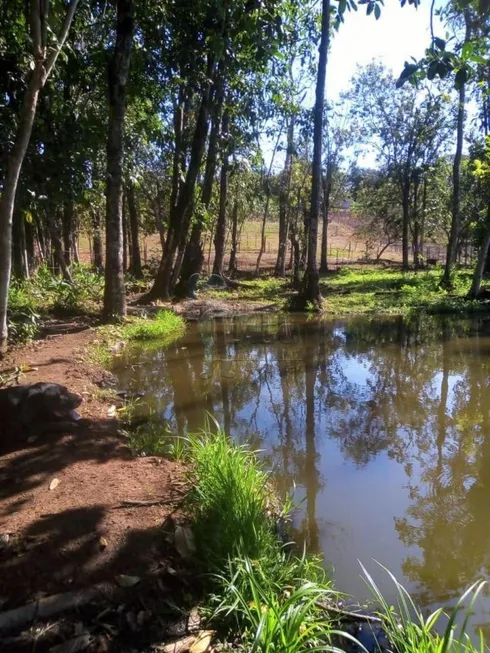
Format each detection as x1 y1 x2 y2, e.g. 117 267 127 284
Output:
123 310 185 342
362 562 487 653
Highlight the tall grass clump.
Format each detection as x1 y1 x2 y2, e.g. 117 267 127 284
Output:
124 310 185 342
363 562 487 653
185 429 280 569
184 429 344 651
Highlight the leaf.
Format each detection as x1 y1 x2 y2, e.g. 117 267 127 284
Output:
160 636 195 653
396 63 418 88
107 405 117 418
116 574 141 587
174 525 196 559
189 631 214 653
462 42 473 60
50 635 91 653
374 3 381 19
434 37 446 51
49 478 60 491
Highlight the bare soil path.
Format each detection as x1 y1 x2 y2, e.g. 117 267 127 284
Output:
0 324 186 613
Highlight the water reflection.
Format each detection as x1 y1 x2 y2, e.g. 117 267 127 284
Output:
113 313 490 634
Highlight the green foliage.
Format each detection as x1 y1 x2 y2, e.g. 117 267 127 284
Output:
185 429 280 570
123 310 185 342
362 563 486 653
212 556 338 653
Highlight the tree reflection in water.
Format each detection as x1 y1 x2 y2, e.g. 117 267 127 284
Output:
113 313 490 626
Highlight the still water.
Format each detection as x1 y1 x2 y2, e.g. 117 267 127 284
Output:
113 313 490 636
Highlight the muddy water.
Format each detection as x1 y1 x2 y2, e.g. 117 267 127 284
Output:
113 313 490 636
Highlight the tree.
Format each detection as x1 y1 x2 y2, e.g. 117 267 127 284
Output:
348 63 452 270
300 0 330 307
0 0 80 354
103 0 134 322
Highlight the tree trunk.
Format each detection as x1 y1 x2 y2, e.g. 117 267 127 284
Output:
275 116 295 277
12 208 29 279
412 173 420 267
468 207 490 299
48 213 74 283
0 0 79 353
62 200 74 266
420 174 427 266
256 124 283 276
301 0 330 306
180 82 224 284
213 112 230 275
147 57 214 300
103 0 133 322
126 181 142 278
319 168 332 274
0 65 43 352
228 200 239 274
443 13 470 288
443 81 466 286
122 191 128 273
92 209 104 272
402 180 410 271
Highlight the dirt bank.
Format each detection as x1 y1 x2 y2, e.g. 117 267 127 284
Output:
0 323 187 615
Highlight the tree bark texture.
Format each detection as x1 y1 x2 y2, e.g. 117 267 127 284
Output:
302 0 330 306
103 0 133 321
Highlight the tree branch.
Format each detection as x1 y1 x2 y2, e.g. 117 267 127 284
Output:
30 0 43 59
45 0 81 78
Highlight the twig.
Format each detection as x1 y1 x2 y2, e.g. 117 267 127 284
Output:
112 494 188 509
316 602 384 624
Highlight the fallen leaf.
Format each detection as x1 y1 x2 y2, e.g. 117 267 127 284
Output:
50 634 91 653
174 524 196 559
159 635 195 653
107 405 117 418
189 630 214 653
115 574 140 588
99 536 108 550
49 478 60 491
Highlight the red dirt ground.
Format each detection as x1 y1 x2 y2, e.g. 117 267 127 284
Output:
0 326 187 610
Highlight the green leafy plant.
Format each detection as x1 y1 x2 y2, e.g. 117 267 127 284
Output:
362 562 487 653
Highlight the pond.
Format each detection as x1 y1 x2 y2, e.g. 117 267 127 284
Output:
112 312 490 638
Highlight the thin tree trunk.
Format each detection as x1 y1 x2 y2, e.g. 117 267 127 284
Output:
122 191 128 273
92 209 104 272
301 0 330 306
275 116 295 277
228 200 239 274
412 173 420 267
468 207 490 299
12 208 29 279
62 200 74 266
147 57 214 300
48 213 74 283
420 174 427 266
0 67 42 352
213 112 230 275
103 0 133 322
0 0 80 353
443 13 470 288
319 168 332 274
256 124 284 276
126 181 142 278
402 181 410 271
180 83 224 285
